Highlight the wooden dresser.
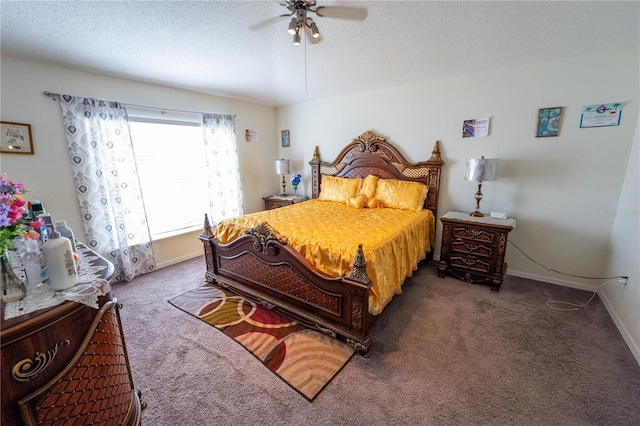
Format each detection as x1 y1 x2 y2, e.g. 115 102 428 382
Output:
438 211 516 292
1 245 144 425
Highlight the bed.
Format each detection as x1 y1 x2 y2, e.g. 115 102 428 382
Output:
199 131 444 356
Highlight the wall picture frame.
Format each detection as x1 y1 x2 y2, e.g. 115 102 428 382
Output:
535 107 563 138
245 129 259 143
580 102 623 128
1 121 34 154
281 130 290 147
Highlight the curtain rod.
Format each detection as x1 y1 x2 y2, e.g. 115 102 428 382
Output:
43 91 235 117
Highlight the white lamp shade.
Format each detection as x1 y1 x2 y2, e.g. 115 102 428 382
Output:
464 158 499 182
274 159 290 175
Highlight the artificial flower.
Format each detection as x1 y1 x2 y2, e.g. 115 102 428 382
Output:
23 229 41 241
1 173 32 257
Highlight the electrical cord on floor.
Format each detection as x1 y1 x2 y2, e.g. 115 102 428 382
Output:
508 240 628 311
545 280 617 311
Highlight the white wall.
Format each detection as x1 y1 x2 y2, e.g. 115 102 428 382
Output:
277 48 639 362
2 49 638 362
0 56 278 268
601 115 640 363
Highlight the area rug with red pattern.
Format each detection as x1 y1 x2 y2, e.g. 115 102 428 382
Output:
168 283 355 401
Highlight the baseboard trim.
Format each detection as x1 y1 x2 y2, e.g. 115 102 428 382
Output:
156 251 203 270
506 269 599 291
597 290 640 366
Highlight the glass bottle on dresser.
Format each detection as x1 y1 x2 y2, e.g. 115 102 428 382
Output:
21 239 54 303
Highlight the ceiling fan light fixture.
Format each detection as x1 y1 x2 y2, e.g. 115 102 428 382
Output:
310 21 320 38
287 17 298 35
254 0 367 46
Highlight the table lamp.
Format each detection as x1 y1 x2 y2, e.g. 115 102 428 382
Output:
464 156 499 217
274 159 291 196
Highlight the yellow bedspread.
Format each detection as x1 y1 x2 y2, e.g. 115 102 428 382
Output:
214 199 434 315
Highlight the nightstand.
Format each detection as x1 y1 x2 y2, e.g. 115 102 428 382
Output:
263 195 308 210
437 211 516 292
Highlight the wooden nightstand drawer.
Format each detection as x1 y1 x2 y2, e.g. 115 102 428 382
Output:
263 195 308 210
451 226 496 244
266 199 292 209
450 239 493 258
449 254 491 273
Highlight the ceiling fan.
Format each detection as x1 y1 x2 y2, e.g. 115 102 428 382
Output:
251 1 368 45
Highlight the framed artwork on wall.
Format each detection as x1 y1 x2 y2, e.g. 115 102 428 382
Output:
580 102 623 128
1 121 34 154
281 130 290 147
245 129 259 143
535 107 563 138
462 117 490 138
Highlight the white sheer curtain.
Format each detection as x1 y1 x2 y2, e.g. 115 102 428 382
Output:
202 114 244 223
59 95 156 282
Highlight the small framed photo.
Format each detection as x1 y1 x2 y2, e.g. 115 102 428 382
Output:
281 130 290 147
1 121 34 154
535 107 563 138
245 129 259 143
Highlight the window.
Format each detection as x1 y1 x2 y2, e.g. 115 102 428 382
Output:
128 108 208 240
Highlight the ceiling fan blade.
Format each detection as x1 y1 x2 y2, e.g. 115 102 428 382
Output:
249 14 289 31
315 6 367 21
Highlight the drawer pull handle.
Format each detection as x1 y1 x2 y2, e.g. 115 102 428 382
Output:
461 258 478 266
464 229 483 238
460 242 480 252
11 340 71 382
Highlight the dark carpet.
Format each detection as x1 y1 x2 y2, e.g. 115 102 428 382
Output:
112 256 640 425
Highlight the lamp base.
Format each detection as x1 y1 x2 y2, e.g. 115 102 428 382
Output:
280 174 287 198
470 182 485 217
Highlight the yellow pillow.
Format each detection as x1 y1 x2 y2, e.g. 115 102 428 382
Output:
319 176 362 203
372 179 428 212
359 175 379 199
346 194 366 209
365 196 383 209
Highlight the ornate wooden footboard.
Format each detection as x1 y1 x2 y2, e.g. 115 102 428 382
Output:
200 131 444 356
200 220 376 355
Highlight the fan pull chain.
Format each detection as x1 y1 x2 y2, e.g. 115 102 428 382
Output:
304 30 308 93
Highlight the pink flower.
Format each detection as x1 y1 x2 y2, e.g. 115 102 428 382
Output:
29 220 42 229
1 173 33 256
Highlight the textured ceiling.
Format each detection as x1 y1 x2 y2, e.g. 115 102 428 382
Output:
1 1 639 107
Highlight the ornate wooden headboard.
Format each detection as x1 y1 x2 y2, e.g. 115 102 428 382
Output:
309 130 444 219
